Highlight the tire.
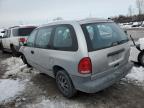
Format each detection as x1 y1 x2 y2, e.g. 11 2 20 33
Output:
11 45 20 57
0 42 2 50
1 43 5 53
138 51 144 66
21 55 31 67
56 70 77 98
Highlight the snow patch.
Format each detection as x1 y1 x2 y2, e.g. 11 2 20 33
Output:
126 66 144 86
25 99 85 108
129 47 140 62
1 57 24 71
1 57 38 79
0 79 26 103
3 64 27 78
1 57 27 78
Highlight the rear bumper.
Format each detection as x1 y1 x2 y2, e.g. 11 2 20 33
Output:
71 62 133 93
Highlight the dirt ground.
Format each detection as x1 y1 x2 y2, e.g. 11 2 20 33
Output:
0 51 12 78
0 51 144 108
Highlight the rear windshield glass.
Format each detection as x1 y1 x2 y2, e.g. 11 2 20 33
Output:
13 27 36 36
81 22 128 52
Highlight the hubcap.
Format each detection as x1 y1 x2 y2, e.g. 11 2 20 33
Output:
58 74 69 94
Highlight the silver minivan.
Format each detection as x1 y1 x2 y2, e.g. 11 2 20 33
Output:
20 18 133 98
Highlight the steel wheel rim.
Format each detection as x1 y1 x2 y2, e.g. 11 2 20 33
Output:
58 74 69 94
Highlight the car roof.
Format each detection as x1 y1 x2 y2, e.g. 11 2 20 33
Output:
39 18 113 28
78 18 113 24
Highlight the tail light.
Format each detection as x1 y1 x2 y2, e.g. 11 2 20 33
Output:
78 57 92 74
19 38 27 43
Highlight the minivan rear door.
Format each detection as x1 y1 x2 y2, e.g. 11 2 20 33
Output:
89 43 129 76
81 22 130 76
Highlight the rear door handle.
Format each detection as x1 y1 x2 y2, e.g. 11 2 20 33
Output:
31 50 34 54
114 63 119 67
107 49 124 57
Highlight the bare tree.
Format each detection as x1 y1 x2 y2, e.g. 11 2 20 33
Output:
136 0 144 15
128 5 133 16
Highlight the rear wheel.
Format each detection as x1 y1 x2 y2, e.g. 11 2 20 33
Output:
56 70 77 98
1 43 5 53
138 51 144 66
0 42 2 50
21 55 31 67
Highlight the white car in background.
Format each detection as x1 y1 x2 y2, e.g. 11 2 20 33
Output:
0 29 5 50
0 29 4 38
130 37 144 66
1 26 36 56
132 22 142 27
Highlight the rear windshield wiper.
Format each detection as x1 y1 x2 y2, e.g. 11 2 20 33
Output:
118 39 129 44
111 41 119 46
111 39 128 47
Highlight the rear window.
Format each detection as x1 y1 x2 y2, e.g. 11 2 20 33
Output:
12 27 36 36
81 22 128 52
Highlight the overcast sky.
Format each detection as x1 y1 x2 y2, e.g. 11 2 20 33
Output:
0 0 136 28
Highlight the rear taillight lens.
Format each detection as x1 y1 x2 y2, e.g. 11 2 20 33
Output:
78 57 92 74
19 38 27 43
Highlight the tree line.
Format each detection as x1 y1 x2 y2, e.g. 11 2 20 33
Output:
111 14 144 23
111 0 144 23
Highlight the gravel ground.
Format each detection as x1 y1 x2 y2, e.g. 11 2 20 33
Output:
0 51 144 108
0 52 11 78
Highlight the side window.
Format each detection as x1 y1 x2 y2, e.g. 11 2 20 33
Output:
27 30 37 47
53 25 77 51
12 28 18 36
7 30 11 37
35 27 53 49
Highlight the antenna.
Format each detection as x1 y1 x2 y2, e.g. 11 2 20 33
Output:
130 35 136 46
130 35 141 51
